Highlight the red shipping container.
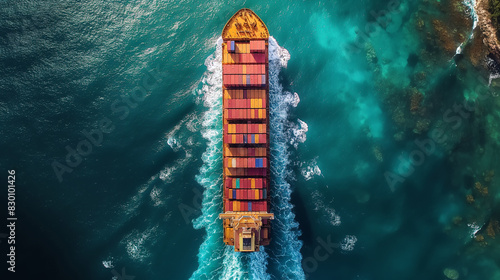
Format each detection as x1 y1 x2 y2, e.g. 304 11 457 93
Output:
255 178 261 188
262 158 267 168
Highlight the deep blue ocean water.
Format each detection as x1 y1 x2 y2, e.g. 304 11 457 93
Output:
1 0 500 279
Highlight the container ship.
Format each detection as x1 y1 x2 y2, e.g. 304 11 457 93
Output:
218 9 274 252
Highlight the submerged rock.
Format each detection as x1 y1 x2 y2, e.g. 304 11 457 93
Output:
443 268 460 280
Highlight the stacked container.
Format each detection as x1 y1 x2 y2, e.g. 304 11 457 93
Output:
222 39 269 214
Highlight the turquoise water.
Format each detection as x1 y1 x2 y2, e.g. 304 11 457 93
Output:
1 0 500 279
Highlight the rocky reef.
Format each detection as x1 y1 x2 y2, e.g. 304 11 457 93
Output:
476 0 500 62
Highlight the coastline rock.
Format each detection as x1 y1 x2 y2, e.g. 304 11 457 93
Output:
476 0 500 62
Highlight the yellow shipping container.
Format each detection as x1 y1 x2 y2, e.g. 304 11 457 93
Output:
251 178 255 188
255 189 259 199
255 134 259 143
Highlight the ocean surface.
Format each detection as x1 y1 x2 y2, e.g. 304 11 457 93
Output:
1 0 500 279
